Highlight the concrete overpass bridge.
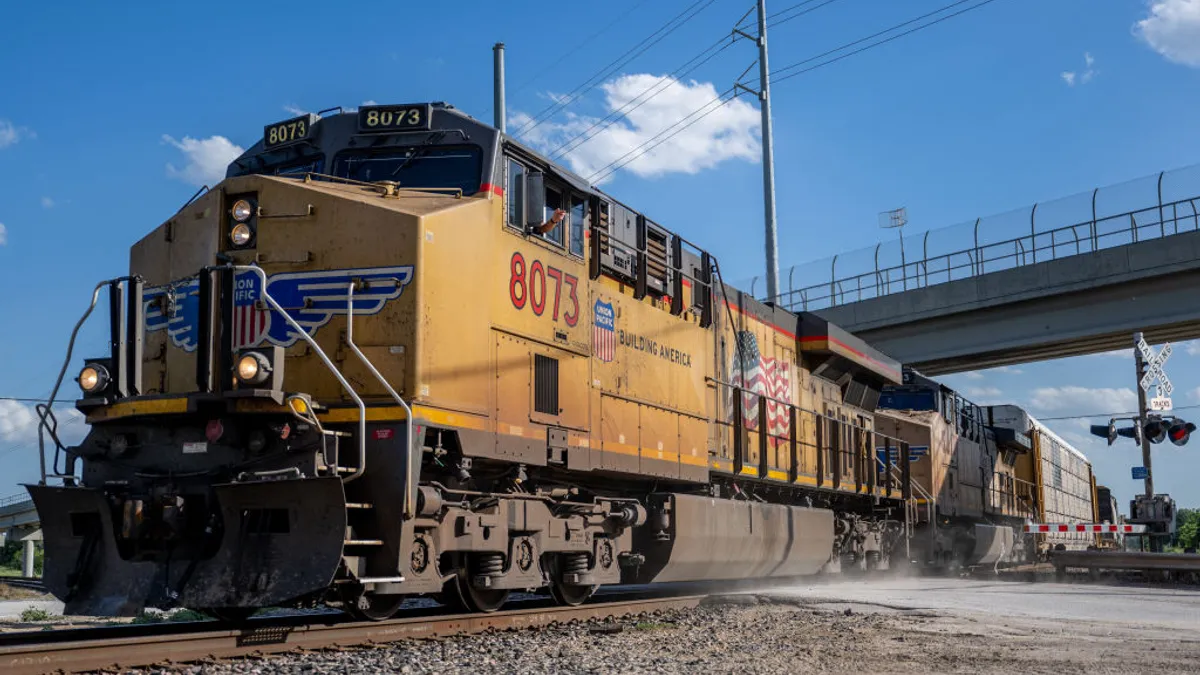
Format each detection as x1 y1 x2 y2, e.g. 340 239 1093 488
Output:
756 166 1200 375
0 492 40 577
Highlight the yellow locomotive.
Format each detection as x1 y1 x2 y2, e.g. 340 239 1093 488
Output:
30 102 993 620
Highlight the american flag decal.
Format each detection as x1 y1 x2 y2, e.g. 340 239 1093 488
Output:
593 299 615 362
231 271 270 348
729 331 792 442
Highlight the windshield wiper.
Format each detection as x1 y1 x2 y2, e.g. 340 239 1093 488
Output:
391 131 448 177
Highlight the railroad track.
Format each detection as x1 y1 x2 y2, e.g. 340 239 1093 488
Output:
0 577 46 594
0 592 705 675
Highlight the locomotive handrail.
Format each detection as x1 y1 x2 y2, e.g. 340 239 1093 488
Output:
37 278 130 484
232 265 368 484
345 280 418 516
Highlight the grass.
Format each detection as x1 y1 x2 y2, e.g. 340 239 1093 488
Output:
0 582 46 601
632 621 674 631
20 606 53 622
132 608 214 624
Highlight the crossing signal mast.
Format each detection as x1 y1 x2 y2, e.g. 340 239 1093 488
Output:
1089 333 1190 550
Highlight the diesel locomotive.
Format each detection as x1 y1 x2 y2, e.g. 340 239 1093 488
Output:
28 102 1093 620
877 370 1099 568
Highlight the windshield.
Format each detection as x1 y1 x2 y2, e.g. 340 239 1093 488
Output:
332 145 483 195
878 387 937 412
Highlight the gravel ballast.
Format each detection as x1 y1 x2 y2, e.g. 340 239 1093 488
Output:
125 593 1200 674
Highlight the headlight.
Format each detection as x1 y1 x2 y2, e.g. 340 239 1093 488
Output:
235 352 271 386
78 364 110 394
230 223 253 247
231 199 254 222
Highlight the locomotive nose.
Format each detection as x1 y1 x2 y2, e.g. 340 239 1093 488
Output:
27 477 347 616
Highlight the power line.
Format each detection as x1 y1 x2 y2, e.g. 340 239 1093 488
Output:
493 0 657 112
0 396 66 404
549 34 738 160
0 415 84 462
581 0 1000 183
770 0 1000 85
587 88 744 183
513 0 718 137
553 0 843 162
1038 405 1200 422
735 0 844 31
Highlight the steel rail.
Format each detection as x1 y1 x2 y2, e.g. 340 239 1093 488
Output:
1 595 705 675
0 577 46 593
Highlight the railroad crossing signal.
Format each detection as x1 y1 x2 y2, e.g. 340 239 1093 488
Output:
1091 414 1195 446
1137 338 1173 398
1168 420 1196 446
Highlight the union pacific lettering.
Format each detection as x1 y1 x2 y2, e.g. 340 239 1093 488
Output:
617 329 693 368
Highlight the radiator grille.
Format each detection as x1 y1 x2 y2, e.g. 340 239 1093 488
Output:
534 354 559 415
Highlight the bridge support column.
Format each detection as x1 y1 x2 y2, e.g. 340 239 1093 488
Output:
22 539 35 578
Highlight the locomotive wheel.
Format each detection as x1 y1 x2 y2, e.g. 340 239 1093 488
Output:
346 592 406 622
444 570 509 613
547 557 596 606
201 607 256 623
549 580 595 607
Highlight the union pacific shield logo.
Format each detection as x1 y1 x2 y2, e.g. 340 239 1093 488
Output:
593 299 615 362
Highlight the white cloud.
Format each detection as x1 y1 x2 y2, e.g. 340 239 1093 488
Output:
1029 386 1137 414
1088 348 1132 359
0 222 6 246
361 100 378 107
1183 340 1200 356
1135 0 1200 67
0 400 37 443
283 104 309 117
513 74 761 182
994 365 1024 375
1191 385 1200 401
0 119 32 149
40 196 54 209
961 371 984 380
162 134 243 187
965 386 1004 404
1061 52 1096 86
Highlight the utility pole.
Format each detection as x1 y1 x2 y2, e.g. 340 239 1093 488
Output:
735 1 780 301
1134 331 1154 499
493 42 506 133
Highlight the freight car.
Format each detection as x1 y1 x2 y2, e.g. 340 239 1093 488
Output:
875 369 1098 568
28 102 918 620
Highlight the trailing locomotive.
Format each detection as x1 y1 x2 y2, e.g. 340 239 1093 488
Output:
26 101 1087 621
877 369 1099 568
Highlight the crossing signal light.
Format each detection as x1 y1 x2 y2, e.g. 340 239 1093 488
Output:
1117 424 1142 446
1168 420 1196 446
1090 421 1117 446
1144 418 1167 444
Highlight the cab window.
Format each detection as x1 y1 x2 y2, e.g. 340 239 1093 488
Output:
569 195 586 257
507 158 525 229
542 186 565 247
332 145 483 195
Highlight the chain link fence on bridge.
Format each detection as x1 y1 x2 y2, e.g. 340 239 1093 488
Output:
741 164 1200 312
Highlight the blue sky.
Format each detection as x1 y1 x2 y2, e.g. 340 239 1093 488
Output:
3 0 1200 511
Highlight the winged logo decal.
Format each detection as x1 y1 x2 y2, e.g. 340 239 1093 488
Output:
143 265 415 352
